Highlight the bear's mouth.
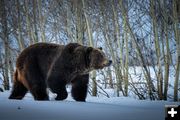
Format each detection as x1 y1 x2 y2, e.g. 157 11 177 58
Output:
94 65 104 70
93 60 112 70
102 60 112 67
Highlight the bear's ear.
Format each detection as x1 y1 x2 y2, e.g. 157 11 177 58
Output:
98 47 102 50
86 47 93 55
66 43 81 53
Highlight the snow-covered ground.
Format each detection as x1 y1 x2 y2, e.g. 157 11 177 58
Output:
0 91 179 120
0 66 179 120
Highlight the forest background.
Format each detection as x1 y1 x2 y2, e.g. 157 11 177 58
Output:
0 0 179 101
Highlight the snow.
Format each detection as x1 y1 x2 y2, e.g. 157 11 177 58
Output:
0 66 178 120
0 91 179 120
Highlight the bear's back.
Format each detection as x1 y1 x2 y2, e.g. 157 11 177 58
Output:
16 43 65 71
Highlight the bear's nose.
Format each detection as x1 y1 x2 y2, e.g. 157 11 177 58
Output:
109 60 112 65
109 60 112 63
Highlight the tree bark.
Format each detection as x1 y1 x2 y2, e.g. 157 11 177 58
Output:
33 0 39 43
24 0 33 44
37 0 46 42
16 0 25 50
75 0 84 44
173 0 180 101
82 0 97 96
119 0 156 100
0 0 10 90
150 0 163 100
162 0 170 100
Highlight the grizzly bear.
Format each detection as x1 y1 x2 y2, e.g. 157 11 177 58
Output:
9 43 112 101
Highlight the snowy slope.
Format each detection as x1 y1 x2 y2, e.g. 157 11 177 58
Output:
0 91 179 120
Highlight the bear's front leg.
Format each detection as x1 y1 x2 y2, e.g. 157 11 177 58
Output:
55 86 68 100
48 76 68 101
71 74 89 102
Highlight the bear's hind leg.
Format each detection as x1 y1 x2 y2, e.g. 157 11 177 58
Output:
30 85 49 100
9 81 28 100
27 72 49 100
25 62 49 101
71 74 89 102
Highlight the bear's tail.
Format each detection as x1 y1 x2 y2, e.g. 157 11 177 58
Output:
13 69 18 82
9 69 27 99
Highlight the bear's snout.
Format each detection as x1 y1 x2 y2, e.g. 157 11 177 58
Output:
102 60 112 67
105 60 112 66
108 60 112 66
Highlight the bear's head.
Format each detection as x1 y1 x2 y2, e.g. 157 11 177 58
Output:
85 47 112 70
64 43 112 74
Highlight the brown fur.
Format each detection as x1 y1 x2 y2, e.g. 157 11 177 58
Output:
9 42 112 101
